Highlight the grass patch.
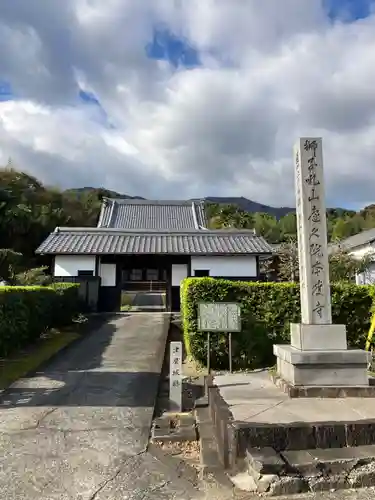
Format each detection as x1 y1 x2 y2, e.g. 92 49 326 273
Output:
120 291 135 312
268 365 277 375
0 327 80 390
120 304 132 311
183 354 206 377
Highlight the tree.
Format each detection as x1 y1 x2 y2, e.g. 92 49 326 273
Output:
0 166 105 271
279 213 297 240
207 201 375 245
14 266 52 286
0 249 23 282
2 164 375 277
331 218 350 241
264 239 370 283
252 213 280 243
329 242 371 283
263 237 299 282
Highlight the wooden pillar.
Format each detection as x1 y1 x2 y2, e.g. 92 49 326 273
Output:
256 256 260 280
166 264 172 312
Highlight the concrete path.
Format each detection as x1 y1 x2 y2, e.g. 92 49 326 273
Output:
0 314 201 500
214 371 375 423
132 292 166 311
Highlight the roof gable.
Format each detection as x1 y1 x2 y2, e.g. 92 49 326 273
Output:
97 198 207 230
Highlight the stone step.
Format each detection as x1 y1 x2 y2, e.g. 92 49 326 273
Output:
237 418 375 451
245 447 286 478
152 413 197 442
244 445 375 496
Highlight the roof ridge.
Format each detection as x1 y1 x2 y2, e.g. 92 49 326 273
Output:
96 197 111 227
106 198 205 206
191 201 199 230
106 199 116 228
53 226 262 235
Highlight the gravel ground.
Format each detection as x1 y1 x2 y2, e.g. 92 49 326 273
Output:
155 440 201 469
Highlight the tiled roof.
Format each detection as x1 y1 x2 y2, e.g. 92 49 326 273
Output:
97 198 207 230
329 228 375 254
36 228 273 255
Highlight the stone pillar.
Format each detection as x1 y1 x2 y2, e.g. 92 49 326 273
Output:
274 138 370 388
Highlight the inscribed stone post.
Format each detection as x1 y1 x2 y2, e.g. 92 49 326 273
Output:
294 138 332 325
273 137 370 388
169 341 182 412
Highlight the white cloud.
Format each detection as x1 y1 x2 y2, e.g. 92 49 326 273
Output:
1 0 375 208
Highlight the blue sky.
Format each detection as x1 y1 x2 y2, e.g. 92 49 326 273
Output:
1 0 372 104
146 26 200 68
0 81 13 101
0 24 201 135
2 1 373 105
2 1 375 208
1 26 200 104
325 0 374 21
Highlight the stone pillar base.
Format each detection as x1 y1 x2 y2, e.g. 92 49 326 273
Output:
290 323 347 351
273 344 371 387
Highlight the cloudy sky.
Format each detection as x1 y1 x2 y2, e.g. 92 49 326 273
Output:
1 0 375 209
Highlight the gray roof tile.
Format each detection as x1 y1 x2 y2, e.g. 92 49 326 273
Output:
329 228 375 253
36 229 273 255
97 198 207 230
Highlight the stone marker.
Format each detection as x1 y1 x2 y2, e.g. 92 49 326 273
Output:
169 341 182 411
274 138 370 387
294 138 332 327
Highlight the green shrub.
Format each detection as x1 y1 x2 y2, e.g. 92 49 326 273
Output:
0 283 79 357
181 278 375 370
50 282 81 327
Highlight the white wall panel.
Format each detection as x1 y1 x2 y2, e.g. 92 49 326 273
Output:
191 256 257 277
350 244 374 259
356 262 375 285
172 264 188 286
54 255 96 277
99 263 116 286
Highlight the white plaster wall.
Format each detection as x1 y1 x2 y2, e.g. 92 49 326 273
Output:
349 245 375 284
172 264 188 286
356 261 375 285
54 255 96 277
99 263 116 287
191 256 257 277
349 244 375 259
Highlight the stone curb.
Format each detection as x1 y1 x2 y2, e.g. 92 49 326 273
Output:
243 445 375 496
195 406 236 492
271 372 375 398
206 374 238 470
149 313 172 419
207 373 375 470
196 406 226 479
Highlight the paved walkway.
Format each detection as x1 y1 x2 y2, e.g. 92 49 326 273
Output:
132 292 166 311
0 313 201 500
214 371 375 423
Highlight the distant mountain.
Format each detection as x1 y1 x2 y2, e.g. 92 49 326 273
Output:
64 188 294 218
64 187 145 200
204 197 294 219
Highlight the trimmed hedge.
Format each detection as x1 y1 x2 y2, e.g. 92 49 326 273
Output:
181 278 375 370
0 283 79 357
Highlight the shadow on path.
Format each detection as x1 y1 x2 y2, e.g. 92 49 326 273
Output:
0 313 206 499
131 292 166 312
0 313 167 409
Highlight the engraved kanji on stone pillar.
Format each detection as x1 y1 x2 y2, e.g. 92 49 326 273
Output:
294 138 332 325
